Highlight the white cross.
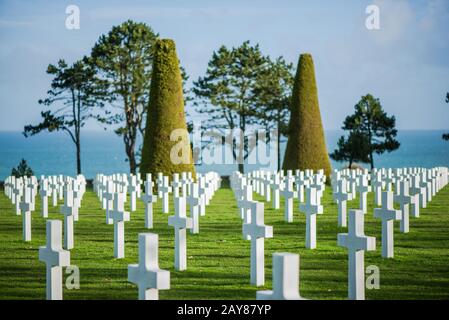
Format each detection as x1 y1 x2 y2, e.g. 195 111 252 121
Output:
256 253 305 300
295 171 308 203
198 177 207 216
337 209 376 300
356 175 370 214
39 179 50 218
171 173 182 198
243 201 273 286
156 173 164 199
263 173 272 202
299 187 323 249
374 191 401 258
159 176 172 214
128 175 138 212
180 172 190 197
38 220 70 300
187 183 201 234
270 174 281 209
110 192 130 258
50 177 59 207
371 171 384 206
281 179 295 223
348 171 358 199
141 174 157 229
13 179 22 215
168 196 193 271
409 176 423 218
128 233 170 300
20 185 32 242
104 180 114 225
394 180 412 233
333 178 353 227
60 186 75 250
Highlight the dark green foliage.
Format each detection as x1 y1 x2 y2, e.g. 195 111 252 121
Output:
342 94 400 169
330 131 371 168
193 41 290 173
90 20 158 174
23 58 107 174
282 54 332 178
11 159 34 178
140 39 195 178
253 57 295 171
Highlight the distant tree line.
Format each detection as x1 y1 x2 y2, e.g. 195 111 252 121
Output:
24 19 403 175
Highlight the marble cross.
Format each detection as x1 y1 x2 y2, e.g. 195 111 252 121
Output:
394 180 412 233
110 192 130 258
187 183 201 234
263 173 272 202
13 179 22 215
171 173 182 198
141 174 157 229
39 179 50 218
156 172 164 199
356 175 370 214
50 177 59 207
299 187 323 249
281 179 295 223
104 180 114 225
128 233 170 300
270 174 281 210
374 191 401 258
159 176 172 214
168 196 193 271
295 171 307 203
38 220 70 300
371 171 384 206
338 209 376 300
60 186 75 250
242 201 273 286
180 172 189 197
20 185 32 242
333 178 353 227
128 175 138 212
256 253 305 300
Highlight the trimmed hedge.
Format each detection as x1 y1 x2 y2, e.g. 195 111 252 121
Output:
282 54 332 179
140 39 195 178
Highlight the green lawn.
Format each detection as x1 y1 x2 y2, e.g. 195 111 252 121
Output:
0 184 449 300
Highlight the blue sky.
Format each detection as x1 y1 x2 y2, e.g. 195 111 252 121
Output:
0 0 448 131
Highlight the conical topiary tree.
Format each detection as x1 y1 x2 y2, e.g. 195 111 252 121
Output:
282 53 331 178
140 39 195 178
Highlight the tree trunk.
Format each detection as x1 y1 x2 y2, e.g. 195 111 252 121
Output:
277 122 281 172
124 135 137 175
369 151 374 170
238 162 244 174
76 141 81 175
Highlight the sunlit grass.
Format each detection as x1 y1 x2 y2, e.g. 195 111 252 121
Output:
0 183 448 300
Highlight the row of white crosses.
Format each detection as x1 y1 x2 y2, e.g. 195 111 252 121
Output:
231 172 274 286
92 171 221 262
232 169 326 249
334 167 449 300
5 174 86 245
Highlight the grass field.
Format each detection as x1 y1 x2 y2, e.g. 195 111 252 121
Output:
0 183 448 300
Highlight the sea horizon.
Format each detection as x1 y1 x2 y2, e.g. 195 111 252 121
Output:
0 129 448 181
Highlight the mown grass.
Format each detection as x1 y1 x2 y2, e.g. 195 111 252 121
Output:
0 184 448 300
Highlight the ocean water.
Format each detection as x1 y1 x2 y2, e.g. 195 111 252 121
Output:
0 130 448 180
